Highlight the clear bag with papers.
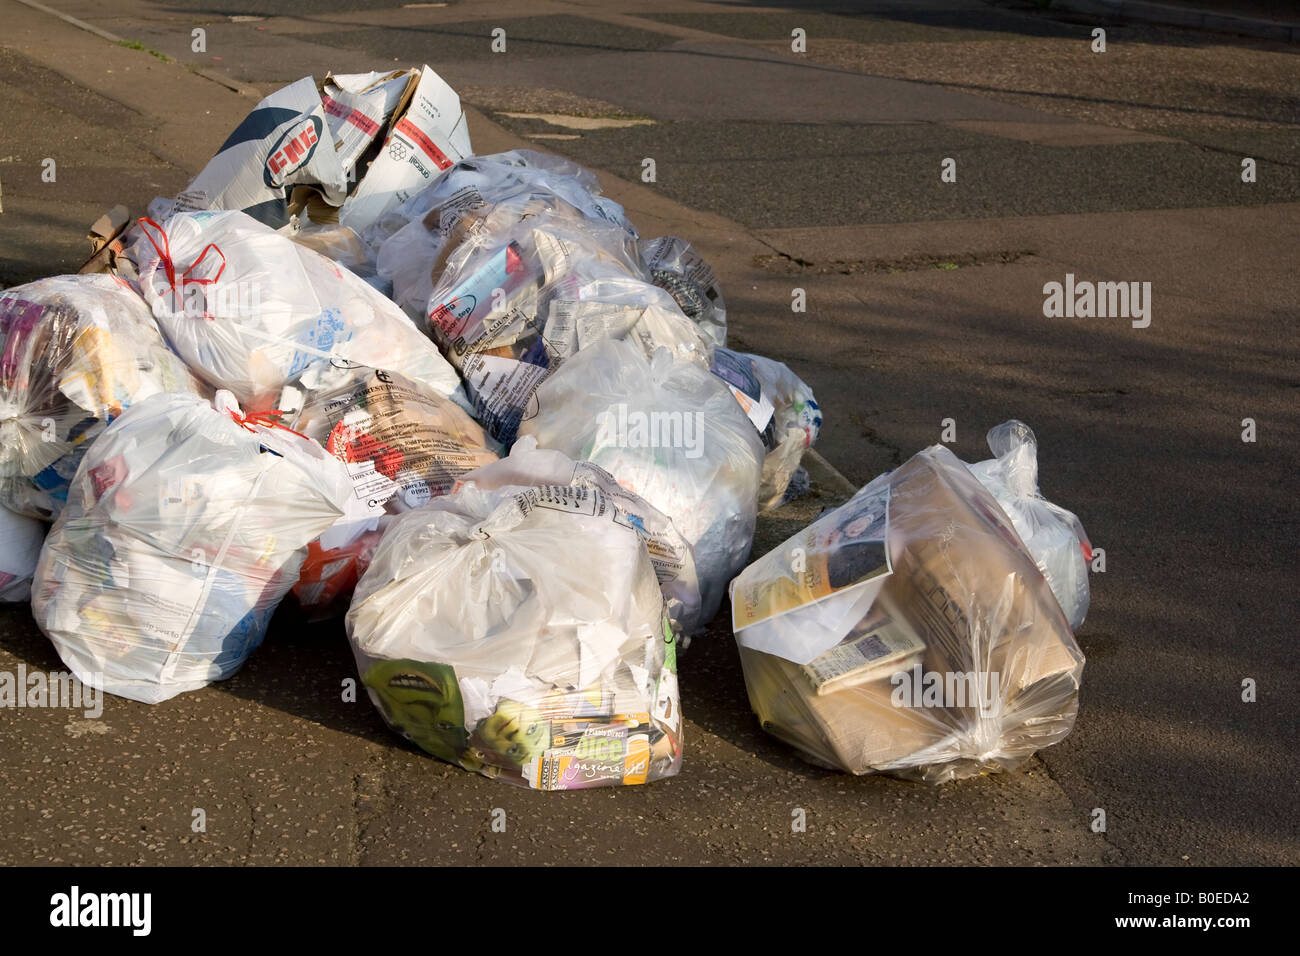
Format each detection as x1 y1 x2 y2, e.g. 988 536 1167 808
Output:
731 443 1085 783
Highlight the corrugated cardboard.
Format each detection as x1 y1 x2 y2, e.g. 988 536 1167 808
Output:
78 205 134 277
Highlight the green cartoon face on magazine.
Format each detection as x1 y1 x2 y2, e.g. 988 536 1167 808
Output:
474 699 550 767
362 659 467 764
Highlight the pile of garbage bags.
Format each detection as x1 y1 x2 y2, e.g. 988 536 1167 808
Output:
4 64 1095 789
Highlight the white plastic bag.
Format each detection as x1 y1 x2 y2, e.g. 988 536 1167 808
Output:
712 348 822 512
367 149 633 292
31 390 354 703
0 275 203 519
378 198 562 323
0 504 45 602
455 435 702 634
518 337 764 631
539 274 711 372
966 420 1091 630
371 148 631 234
346 478 684 790
133 210 467 413
731 444 1084 783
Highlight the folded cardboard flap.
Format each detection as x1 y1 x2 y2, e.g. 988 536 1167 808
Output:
320 69 416 181
88 205 130 252
287 185 342 225
281 66 425 228
78 205 133 276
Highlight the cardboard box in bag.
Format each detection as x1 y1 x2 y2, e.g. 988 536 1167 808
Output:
739 446 1084 780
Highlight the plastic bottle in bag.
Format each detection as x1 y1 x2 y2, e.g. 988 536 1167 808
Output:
518 337 765 632
0 275 203 519
32 390 354 703
730 443 1085 783
346 479 684 790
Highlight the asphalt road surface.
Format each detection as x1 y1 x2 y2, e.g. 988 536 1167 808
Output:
0 0 1296 866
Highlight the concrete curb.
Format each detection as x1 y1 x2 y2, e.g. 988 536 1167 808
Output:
1044 0 1300 41
803 449 861 500
11 0 263 97
11 0 122 43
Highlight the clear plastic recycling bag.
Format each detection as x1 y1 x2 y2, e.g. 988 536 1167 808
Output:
371 149 636 320
730 443 1085 783
364 149 631 250
279 364 501 616
639 236 726 350
0 275 203 519
518 337 764 632
133 210 467 413
32 390 354 703
0 504 45 603
711 348 822 512
425 212 687 443
539 274 712 373
345 477 684 790
966 420 1091 630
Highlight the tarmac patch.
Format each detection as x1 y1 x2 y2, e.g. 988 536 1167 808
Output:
754 249 1034 275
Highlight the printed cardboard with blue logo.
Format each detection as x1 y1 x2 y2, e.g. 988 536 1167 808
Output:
161 76 347 230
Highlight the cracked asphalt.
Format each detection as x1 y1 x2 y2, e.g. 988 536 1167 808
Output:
0 0 1296 866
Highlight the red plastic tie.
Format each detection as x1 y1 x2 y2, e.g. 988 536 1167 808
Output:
138 217 177 292
137 218 228 320
228 408 309 441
